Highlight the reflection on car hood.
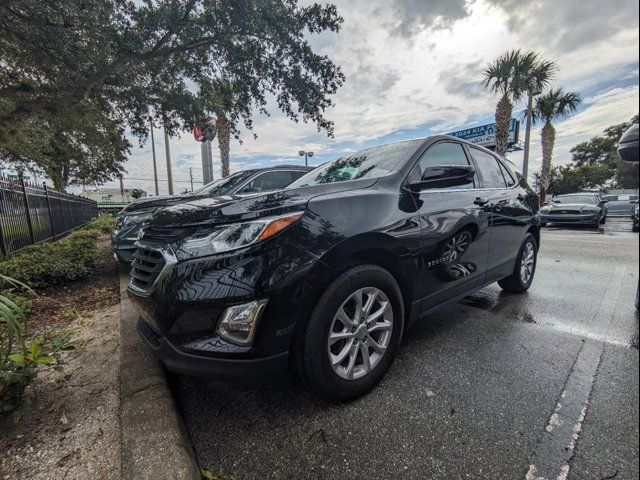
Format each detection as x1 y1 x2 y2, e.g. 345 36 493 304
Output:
149 178 379 229
123 194 206 212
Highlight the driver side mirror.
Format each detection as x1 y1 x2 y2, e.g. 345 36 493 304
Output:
408 165 475 191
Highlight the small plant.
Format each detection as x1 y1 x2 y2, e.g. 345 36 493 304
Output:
0 274 74 421
84 214 116 234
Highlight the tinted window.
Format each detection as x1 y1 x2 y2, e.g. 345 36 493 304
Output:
195 170 255 196
287 139 421 188
470 148 507 188
290 170 307 181
553 195 598 205
237 171 292 194
417 142 474 190
498 161 516 187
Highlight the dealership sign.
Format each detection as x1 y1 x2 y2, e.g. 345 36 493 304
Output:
447 119 520 148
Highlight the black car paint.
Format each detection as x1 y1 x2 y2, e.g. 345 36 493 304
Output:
127 135 540 380
111 166 312 263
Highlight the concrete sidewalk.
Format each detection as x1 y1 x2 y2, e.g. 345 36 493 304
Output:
119 268 200 480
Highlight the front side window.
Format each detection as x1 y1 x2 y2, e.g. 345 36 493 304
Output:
287 140 421 188
237 171 293 194
469 148 507 188
417 142 475 190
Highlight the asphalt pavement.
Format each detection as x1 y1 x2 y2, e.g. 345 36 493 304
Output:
173 218 639 480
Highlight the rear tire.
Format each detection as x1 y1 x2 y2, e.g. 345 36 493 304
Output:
498 234 538 293
297 265 404 401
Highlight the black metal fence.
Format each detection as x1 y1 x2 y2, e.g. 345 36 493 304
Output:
0 173 99 258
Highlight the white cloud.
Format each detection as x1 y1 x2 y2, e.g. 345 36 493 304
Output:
79 0 639 195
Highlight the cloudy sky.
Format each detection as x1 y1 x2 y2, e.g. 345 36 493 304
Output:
91 0 639 196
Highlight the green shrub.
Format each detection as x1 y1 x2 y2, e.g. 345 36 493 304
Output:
66 228 101 241
0 235 100 288
84 214 116 234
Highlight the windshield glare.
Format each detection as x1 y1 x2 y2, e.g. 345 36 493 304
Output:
287 140 421 188
554 195 597 204
194 170 255 196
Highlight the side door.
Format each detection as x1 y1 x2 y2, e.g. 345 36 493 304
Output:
412 141 492 311
466 146 533 279
236 170 295 194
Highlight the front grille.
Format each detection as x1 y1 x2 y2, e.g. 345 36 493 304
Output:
140 226 185 244
130 247 166 290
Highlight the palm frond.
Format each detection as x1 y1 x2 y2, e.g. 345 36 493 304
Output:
532 88 582 124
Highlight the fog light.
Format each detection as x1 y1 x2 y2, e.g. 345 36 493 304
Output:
216 300 268 346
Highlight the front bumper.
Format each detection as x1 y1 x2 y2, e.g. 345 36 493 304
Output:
137 318 289 381
541 213 599 224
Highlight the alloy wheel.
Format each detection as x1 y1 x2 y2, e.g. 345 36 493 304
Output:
327 287 394 380
520 241 535 284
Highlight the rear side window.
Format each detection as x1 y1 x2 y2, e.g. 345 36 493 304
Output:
469 148 507 188
498 161 516 187
290 170 307 181
417 142 475 190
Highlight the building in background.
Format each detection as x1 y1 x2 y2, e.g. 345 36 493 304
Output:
79 188 147 213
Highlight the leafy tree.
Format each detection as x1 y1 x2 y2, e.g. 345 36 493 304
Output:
535 117 639 195
0 0 345 187
483 50 556 156
530 88 581 202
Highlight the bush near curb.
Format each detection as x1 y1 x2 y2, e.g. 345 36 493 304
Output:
84 214 116 234
0 231 100 288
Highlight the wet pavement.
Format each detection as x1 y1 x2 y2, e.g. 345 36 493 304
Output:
173 218 639 479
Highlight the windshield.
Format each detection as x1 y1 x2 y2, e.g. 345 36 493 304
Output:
194 170 256 196
554 195 597 204
287 140 421 188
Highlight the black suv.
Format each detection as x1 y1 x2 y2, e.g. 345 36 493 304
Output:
112 165 311 263
128 136 540 400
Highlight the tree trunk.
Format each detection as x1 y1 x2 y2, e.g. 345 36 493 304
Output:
539 121 556 203
494 93 513 156
216 116 230 178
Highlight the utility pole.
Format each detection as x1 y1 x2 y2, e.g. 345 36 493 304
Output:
164 127 174 195
189 167 194 192
149 117 160 196
522 88 540 179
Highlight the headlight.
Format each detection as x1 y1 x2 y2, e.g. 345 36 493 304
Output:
122 209 155 226
178 211 304 258
583 207 599 213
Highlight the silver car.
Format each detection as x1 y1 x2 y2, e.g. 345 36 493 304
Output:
540 192 607 228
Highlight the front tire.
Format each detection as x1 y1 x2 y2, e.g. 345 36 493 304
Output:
298 265 404 401
498 233 538 293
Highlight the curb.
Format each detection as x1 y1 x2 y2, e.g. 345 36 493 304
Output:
118 267 200 480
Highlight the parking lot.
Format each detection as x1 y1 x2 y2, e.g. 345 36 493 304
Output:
174 218 639 480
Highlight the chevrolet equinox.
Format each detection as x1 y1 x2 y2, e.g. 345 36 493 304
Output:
128 136 540 400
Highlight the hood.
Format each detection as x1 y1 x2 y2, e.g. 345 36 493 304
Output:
124 193 205 212
544 203 599 212
148 178 379 229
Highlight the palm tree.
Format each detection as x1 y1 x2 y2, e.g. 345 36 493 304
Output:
530 88 582 202
200 79 236 178
483 50 557 156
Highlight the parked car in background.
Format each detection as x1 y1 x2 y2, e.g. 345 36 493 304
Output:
602 194 639 216
127 136 540 400
540 192 607 227
111 165 312 263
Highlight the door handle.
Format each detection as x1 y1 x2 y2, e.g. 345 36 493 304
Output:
474 197 489 207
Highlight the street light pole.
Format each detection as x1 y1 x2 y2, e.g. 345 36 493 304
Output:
522 88 540 180
299 150 314 166
149 117 159 196
164 127 174 195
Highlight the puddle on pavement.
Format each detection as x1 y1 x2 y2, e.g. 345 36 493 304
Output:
460 290 500 310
